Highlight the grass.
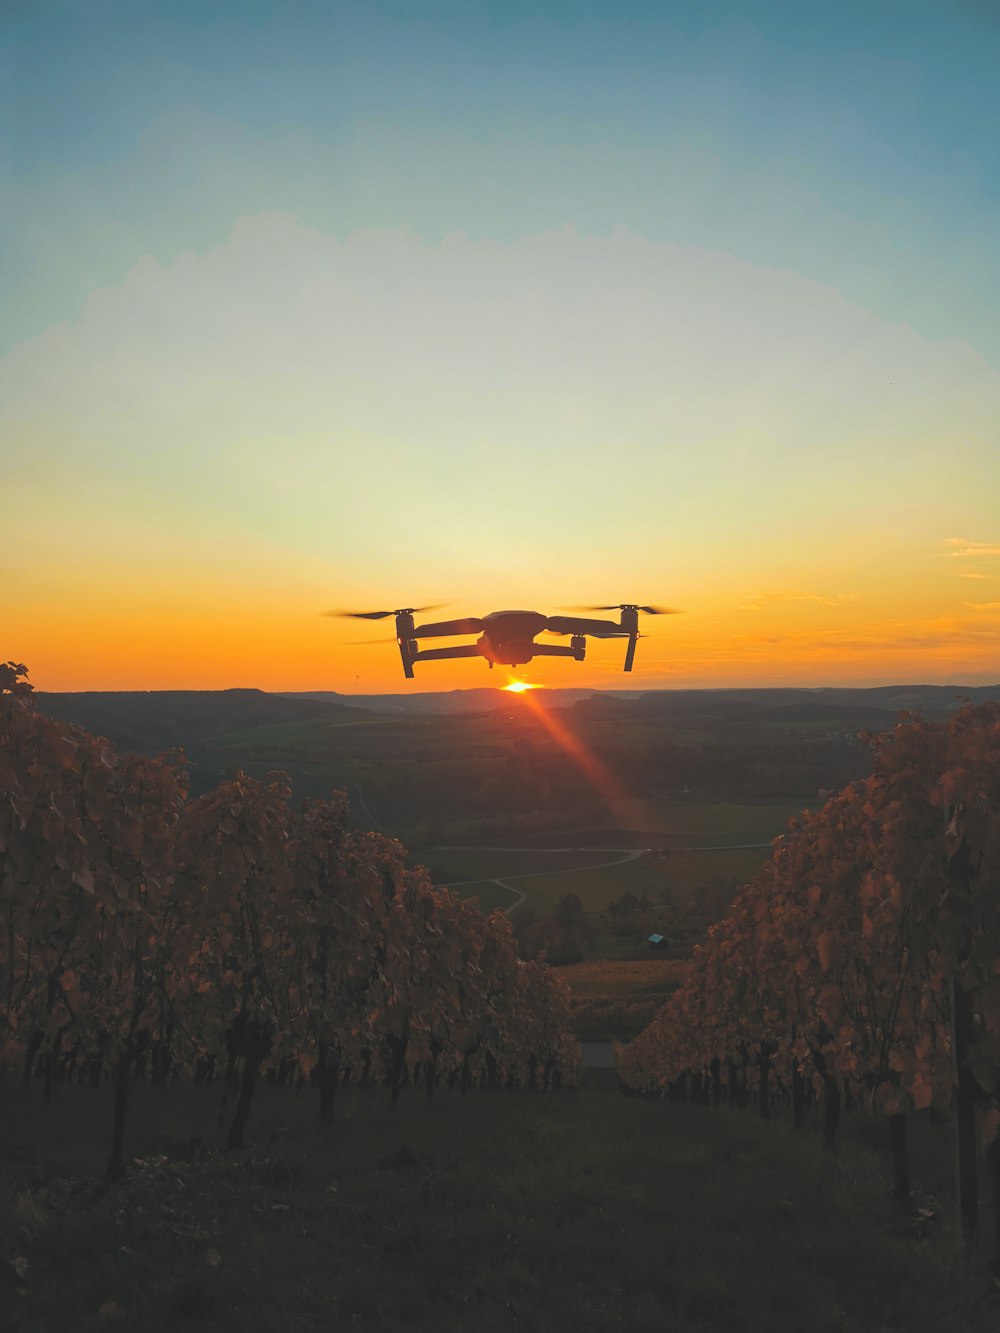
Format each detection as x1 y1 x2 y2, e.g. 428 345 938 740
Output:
504 848 765 918
412 846 620 883
618 796 811 843
2 1077 997 1332
411 844 767 930
559 957 689 1001
559 957 688 1041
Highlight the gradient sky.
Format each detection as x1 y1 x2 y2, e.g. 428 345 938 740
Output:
3 0 999 693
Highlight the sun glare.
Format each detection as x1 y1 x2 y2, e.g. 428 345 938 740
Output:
503 679 536 693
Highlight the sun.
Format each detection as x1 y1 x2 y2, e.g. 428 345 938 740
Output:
503 679 536 693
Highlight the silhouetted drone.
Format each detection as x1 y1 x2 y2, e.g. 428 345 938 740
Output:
325 604 678 678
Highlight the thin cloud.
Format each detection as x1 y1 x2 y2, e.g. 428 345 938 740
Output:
739 591 857 611
733 614 1000 652
965 601 1000 611
944 538 1000 558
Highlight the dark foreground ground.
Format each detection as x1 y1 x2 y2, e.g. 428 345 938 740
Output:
1 1071 997 1333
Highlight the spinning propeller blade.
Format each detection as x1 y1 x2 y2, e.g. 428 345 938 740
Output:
323 603 447 621
559 603 681 615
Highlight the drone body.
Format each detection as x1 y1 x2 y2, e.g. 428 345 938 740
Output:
329 603 676 679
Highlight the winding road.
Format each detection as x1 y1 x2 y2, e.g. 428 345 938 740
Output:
428 841 772 914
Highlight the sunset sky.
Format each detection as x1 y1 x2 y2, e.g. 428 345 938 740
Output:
4 1 999 694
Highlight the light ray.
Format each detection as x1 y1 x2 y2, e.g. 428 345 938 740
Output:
512 687 648 831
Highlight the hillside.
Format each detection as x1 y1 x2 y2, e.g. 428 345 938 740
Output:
32 688 373 757
282 683 1000 719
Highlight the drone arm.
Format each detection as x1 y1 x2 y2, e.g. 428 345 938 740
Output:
530 644 582 658
623 633 638 672
413 617 484 638
545 614 624 637
413 644 486 662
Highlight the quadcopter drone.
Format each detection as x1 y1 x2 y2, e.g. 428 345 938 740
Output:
326 604 677 678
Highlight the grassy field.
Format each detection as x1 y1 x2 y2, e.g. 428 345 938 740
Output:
413 846 625 884
2 1077 996 1332
493 847 766 919
559 957 689 1040
559 957 689 1001
412 805 787 921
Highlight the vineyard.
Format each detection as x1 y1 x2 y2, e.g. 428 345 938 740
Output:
0 663 579 1181
6 659 1000 1325
616 700 1000 1264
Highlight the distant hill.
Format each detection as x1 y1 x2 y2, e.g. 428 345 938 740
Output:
30 683 1000 758
279 688 644 714
571 684 1000 726
33 688 373 757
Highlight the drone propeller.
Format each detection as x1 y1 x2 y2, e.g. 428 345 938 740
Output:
559 603 681 615
323 603 447 621
542 627 635 639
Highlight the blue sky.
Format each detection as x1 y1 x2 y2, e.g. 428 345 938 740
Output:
6 1 998 353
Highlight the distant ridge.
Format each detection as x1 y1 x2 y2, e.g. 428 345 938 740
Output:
30 683 1000 758
281 683 1000 718
276 688 642 713
33 688 372 756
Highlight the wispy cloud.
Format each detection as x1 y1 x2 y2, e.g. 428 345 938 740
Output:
959 571 991 580
731 614 1000 653
739 591 857 612
944 538 1000 559
965 601 1000 612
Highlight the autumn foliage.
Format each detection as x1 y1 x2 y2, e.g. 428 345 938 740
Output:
616 702 1000 1222
0 664 579 1173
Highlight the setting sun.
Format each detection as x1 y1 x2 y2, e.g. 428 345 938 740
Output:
503 680 537 693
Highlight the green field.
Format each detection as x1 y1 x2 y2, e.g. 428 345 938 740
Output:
413 845 634 884
192 712 818 928
415 843 769 920
407 797 803 922
508 848 763 917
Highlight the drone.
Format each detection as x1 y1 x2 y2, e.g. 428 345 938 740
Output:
325 604 678 679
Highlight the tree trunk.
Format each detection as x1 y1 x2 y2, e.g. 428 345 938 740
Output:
22 1028 43 1088
986 1132 1000 1278
952 978 979 1250
889 1113 910 1200
318 1041 340 1119
484 1049 498 1090
107 1048 134 1181
792 1068 805 1129
387 1033 408 1108
758 1047 771 1121
152 1031 172 1090
227 1020 272 1149
822 1073 840 1148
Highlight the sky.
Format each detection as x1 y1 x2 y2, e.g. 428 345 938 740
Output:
3 0 999 693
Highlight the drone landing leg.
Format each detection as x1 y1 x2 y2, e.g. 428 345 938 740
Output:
398 639 415 679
